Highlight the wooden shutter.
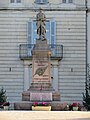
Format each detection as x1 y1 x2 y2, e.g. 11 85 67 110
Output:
50 20 56 45
33 21 37 44
27 21 33 44
28 19 56 45
45 20 50 44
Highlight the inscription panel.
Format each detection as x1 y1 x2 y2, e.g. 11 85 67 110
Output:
30 92 52 101
32 59 51 82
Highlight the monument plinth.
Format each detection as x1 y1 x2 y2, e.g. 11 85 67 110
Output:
28 39 53 101
32 40 51 83
29 40 53 91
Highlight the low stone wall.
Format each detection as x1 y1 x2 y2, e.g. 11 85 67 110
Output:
14 102 32 110
51 102 67 111
14 102 67 111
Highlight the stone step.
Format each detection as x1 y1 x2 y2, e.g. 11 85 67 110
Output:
30 83 52 87
30 86 52 88
31 82 51 85
29 86 53 88
29 88 53 91
29 82 54 91
29 85 53 91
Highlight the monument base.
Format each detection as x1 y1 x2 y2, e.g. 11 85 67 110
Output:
30 92 52 101
22 91 60 101
14 101 67 111
29 82 54 91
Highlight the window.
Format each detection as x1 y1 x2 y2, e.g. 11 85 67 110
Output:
35 0 48 4
17 0 21 3
68 0 73 3
62 0 73 3
10 0 21 3
10 0 14 3
27 20 56 45
62 0 66 3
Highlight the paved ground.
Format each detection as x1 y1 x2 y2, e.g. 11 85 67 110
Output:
0 111 90 120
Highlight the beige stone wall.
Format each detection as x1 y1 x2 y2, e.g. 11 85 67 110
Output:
0 8 86 104
0 0 86 8
46 10 86 102
87 0 90 7
75 0 85 5
0 0 87 107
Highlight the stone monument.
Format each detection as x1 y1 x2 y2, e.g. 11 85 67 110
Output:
28 8 53 101
14 9 61 110
36 8 46 40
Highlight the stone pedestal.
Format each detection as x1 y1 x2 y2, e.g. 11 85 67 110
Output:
52 92 60 101
14 39 61 110
27 39 54 101
32 40 51 84
22 91 60 101
30 92 52 101
20 40 60 105
22 91 30 101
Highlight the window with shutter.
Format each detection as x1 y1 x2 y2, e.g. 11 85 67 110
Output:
10 0 15 3
68 0 73 3
27 20 56 45
10 0 21 3
16 0 21 3
62 0 66 3
35 0 48 4
62 0 73 3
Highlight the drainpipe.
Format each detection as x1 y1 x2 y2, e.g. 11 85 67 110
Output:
85 0 88 98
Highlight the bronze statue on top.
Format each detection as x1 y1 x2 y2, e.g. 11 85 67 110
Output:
36 8 46 40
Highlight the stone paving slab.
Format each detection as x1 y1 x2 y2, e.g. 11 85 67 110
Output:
0 111 90 120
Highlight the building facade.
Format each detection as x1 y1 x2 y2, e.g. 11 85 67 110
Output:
0 0 89 108
87 0 90 95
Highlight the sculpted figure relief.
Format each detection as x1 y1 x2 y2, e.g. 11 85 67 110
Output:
36 8 46 40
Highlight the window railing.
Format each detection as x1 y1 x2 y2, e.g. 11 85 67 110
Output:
19 44 63 60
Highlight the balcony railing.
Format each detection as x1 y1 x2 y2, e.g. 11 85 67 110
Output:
19 44 63 60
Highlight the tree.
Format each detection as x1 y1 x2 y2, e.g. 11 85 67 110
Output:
0 88 6 103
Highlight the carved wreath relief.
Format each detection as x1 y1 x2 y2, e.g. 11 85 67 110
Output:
33 65 48 77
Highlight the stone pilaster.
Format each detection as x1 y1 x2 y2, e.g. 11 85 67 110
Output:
23 61 32 91
51 60 59 91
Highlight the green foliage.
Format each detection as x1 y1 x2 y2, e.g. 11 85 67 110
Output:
0 88 7 103
83 93 90 110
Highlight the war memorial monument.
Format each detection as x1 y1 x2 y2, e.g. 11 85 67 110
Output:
14 9 63 110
